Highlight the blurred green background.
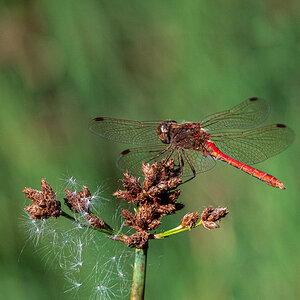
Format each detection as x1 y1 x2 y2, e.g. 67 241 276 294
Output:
0 1 299 299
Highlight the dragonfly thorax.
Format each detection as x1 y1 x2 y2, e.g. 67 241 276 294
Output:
157 121 211 150
172 123 211 150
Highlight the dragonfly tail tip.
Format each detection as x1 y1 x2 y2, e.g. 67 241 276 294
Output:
277 182 286 190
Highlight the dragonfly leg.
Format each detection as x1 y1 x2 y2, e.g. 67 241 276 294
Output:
164 146 176 162
149 144 172 161
181 149 197 183
161 146 182 175
149 145 182 178
177 148 184 177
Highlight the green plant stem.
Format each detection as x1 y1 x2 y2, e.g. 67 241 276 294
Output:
130 247 148 300
61 210 76 221
155 220 203 238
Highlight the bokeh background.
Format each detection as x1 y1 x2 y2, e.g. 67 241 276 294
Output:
0 1 299 299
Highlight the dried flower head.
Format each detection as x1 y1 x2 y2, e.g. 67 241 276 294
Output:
85 213 112 231
181 212 199 230
85 214 106 228
113 173 142 204
201 206 229 230
113 231 151 249
114 158 184 249
64 186 92 213
23 179 62 220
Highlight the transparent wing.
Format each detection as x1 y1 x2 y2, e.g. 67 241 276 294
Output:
200 98 270 132
89 117 162 145
181 149 216 177
117 145 166 176
117 145 216 178
211 124 294 165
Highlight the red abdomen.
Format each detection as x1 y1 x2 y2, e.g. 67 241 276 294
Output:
205 142 286 189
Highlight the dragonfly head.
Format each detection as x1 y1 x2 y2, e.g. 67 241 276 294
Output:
157 121 176 144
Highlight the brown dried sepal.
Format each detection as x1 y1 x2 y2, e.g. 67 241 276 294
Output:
156 202 184 215
142 159 182 196
113 231 150 249
85 213 111 230
64 186 92 213
122 208 161 231
201 206 229 230
113 172 142 203
181 212 199 230
23 179 62 220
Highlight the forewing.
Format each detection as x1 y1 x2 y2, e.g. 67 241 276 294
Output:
200 98 270 131
89 117 162 145
211 124 294 165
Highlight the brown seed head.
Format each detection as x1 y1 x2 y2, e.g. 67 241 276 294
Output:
181 212 199 230
142 159 181 194
85 214 109 230
114 158 183 248
201 206 229 230
114 231 150 249
113 172 142 203
64 186 92 213
23 179 62 220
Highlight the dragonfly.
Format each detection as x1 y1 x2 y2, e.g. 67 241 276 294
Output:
89 98 294 189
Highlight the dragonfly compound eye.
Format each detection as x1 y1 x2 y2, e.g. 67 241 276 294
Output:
157 122 172 144
161 125 167 133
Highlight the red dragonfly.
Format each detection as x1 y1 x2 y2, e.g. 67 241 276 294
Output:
89 98 294 189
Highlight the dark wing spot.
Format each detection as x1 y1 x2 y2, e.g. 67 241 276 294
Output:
249 97 259 101
93 117 105 121
276 124 286 128
121 149 131 155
